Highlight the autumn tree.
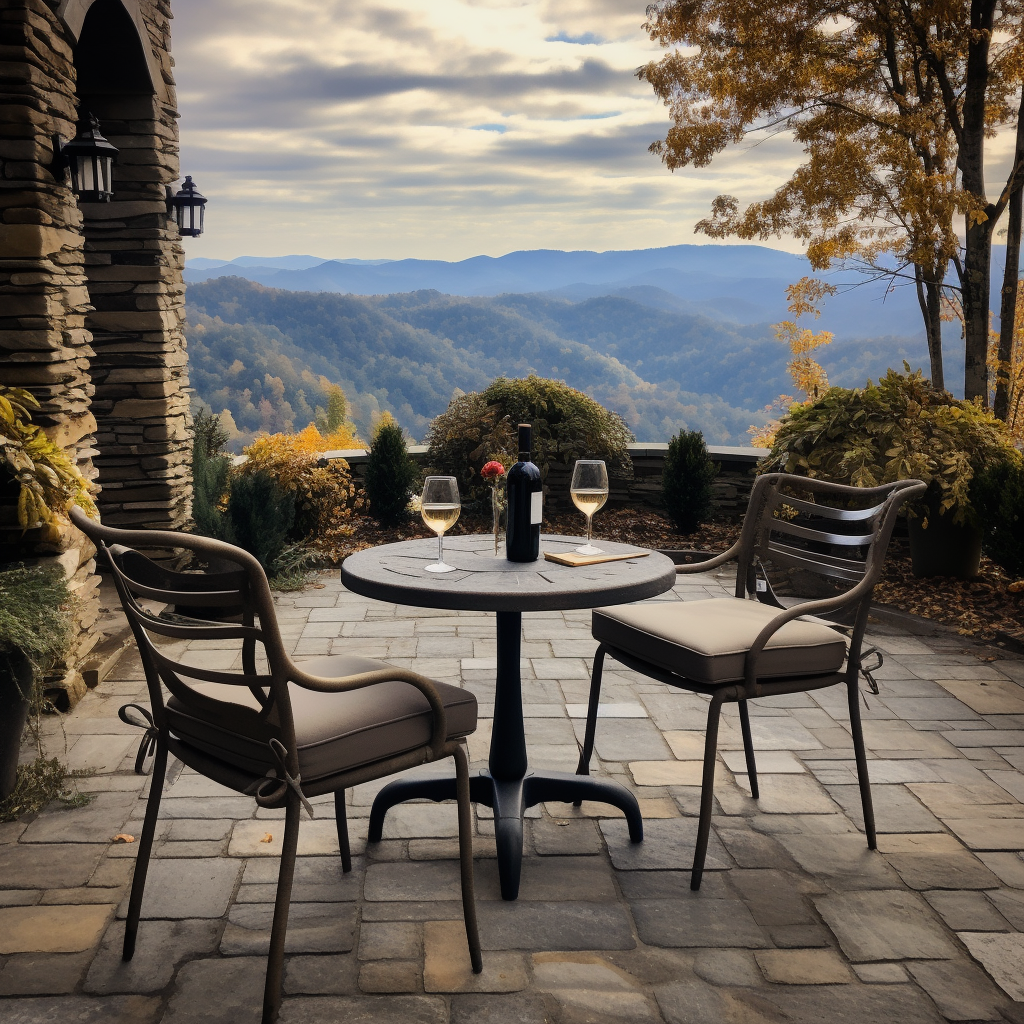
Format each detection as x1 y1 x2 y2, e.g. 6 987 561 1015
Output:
640 0 1024 404
750 278 836 447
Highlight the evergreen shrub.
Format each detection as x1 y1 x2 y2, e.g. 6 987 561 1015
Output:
365 414 417 526
225 470 295 572
190 407 230 538
663 429 717 534
971 454 1024 578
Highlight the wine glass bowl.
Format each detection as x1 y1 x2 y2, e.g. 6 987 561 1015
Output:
570 460 609 555
420 476 461 573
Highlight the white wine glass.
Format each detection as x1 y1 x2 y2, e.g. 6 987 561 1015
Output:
570 460 608 555
421 476 461 573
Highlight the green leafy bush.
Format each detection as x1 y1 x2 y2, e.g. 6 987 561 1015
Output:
760 367 1019 524
971 454 1024 578
191 407 231 539
426 375 633 502
663 430 717 534
365 414 417 526
225 470 296 573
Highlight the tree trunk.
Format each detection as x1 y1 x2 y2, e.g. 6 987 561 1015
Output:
963 223 993 403
915 263 946 391
959 0 997 404
994 90 1024 420
995 184 1022 419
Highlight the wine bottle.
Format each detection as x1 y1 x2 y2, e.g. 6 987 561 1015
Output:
505 423 542 562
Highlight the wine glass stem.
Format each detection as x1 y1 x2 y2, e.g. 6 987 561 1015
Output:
586 513 593 546
438 531 444 566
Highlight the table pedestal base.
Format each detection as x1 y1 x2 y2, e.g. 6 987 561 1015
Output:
368 769 643 900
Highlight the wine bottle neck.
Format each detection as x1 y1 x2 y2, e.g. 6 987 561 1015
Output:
519 451 530 462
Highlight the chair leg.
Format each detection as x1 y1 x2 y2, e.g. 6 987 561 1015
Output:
262 789 301 1024
573 645 606 806
691 691 726 892
847 677 876 849
453 742 482 974
737 699 759 800
122 739 167 961
334 789 352 873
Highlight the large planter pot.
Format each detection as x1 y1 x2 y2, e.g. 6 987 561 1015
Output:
908 508 983 579
0 650 33 801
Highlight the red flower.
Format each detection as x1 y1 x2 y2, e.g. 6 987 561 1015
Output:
481 460 505 480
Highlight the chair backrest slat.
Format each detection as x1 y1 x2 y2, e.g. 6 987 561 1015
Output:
69 506 298 751
765 539 870 583
768 516 875 548
780 493 888 522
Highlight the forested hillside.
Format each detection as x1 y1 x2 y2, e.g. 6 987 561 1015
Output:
185 277 930 449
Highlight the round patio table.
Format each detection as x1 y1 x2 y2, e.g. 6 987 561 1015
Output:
342 533 677 899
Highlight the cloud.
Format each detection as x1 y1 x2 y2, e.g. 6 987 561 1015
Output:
169 0 807 259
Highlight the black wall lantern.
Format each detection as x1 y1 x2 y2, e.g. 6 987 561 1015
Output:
53 112 118 202
167 176 207 237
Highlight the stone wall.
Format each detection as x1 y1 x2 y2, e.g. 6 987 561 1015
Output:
0 0 101 700
334 443 766 522
0 0 187 704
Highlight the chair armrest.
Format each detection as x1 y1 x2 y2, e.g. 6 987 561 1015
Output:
741 575 876 697
289 665 450 759
674 541 741 575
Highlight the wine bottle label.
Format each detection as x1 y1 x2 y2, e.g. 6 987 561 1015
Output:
530 491 542 525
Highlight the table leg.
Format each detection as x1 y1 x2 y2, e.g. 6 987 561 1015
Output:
489 610 526 780
367 606 643 901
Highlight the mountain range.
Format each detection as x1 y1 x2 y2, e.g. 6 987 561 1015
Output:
185 272 936 449
185 242 1018 447
186 243 1013 341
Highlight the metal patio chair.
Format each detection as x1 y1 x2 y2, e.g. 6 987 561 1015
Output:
573 473 926 889
70 508 482 1023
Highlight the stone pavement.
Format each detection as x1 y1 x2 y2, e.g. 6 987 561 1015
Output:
2 564 1024 1024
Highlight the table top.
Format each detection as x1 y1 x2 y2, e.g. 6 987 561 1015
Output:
341 534 677 613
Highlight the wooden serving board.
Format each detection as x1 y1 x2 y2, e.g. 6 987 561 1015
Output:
543 549 650 568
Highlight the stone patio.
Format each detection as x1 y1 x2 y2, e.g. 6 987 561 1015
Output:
2 564 1024 1023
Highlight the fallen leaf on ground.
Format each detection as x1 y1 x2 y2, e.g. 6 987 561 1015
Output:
112 834 135 844
260 833 273 844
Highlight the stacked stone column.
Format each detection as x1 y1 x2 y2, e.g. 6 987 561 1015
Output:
82 0 191 553
0 0 102 700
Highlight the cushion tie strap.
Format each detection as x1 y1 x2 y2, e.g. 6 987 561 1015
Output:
253 738 315 819
119 703 158 775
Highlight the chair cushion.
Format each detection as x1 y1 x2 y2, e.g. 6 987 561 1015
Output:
165 654 476 781
593 598 847 685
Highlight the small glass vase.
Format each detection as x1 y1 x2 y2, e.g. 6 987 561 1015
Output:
491 480 506 556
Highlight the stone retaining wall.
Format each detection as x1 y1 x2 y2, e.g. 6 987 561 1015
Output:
331 443 767 521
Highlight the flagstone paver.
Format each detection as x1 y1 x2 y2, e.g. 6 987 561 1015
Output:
1 567 1022 1022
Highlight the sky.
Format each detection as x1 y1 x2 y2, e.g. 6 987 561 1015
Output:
169 0 1020 263
169 0 808 261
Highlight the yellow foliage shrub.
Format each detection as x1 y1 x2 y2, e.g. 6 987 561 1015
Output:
238 423 364 556
1 386 96 529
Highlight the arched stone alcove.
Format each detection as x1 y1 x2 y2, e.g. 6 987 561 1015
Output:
0 0 189 701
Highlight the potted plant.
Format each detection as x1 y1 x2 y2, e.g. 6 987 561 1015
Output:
0 562 75 800
759 367 1020 578
1 386 95 804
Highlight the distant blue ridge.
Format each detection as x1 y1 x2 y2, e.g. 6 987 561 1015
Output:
185 242 1018 346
